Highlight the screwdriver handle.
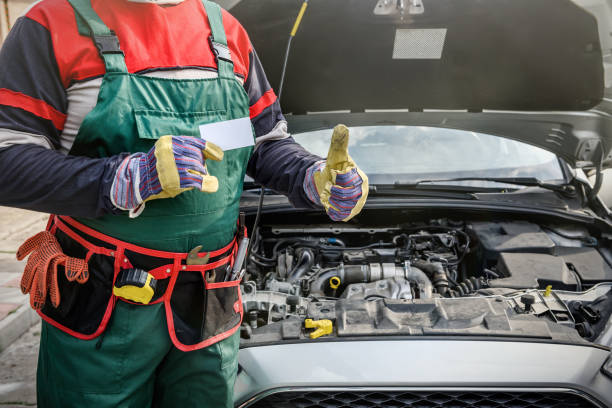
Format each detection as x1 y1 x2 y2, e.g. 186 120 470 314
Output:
230 237 250 281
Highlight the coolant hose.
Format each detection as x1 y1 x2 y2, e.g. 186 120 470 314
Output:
412 260 449 297
404 264 433 299
309 263 433 298
287 249 315 282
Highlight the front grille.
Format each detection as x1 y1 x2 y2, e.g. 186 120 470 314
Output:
248 390 597 408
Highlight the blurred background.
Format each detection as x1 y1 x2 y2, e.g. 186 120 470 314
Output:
0 1 30 42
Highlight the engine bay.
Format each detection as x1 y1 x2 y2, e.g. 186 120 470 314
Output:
240 216 612 346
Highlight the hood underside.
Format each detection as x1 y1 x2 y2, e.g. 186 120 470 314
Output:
227 0 612 169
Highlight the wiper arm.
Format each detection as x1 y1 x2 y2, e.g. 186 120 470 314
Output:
370 184 479 200
405 177 576 195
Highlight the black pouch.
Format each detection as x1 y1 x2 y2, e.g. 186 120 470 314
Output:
39 222 118 339
165 268 242 351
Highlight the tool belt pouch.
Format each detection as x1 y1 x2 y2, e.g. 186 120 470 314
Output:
22 216 243 349
31 218 119 339
167 270 243 350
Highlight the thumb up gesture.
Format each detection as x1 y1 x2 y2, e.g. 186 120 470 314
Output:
303 125 369 221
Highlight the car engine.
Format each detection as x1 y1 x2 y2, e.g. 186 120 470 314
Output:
240 218 612 345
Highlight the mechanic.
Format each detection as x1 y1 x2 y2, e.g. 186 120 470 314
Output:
0 0 368 406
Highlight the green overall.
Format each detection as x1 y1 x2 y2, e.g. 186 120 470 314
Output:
37 0 252 406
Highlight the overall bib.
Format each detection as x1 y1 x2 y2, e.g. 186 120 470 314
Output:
35 0 252 406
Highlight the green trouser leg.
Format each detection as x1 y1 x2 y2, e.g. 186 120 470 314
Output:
37 302 239 408
153 328 240 407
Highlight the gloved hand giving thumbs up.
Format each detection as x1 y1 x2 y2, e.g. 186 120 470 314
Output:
303 125 369 221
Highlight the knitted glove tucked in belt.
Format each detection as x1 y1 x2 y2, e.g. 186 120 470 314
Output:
17 231 89 310
303 124 368 222
111 136 223 216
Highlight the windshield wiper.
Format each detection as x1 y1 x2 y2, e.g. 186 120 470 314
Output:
370 184 479 199
402 177 576 195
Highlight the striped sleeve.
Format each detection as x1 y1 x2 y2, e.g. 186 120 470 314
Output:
246 136 322 208
0 144 127 217
242 45 322 208
0 15 126 217
0 16 67 149
244 48 286 141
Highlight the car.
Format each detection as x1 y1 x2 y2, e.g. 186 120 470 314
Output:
224 0 612 406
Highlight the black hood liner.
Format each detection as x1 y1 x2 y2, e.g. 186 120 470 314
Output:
230 0 603 113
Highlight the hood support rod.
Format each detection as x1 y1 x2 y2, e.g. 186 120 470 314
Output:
587 145 605 202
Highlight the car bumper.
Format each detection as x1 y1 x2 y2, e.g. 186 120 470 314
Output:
234 339 612 407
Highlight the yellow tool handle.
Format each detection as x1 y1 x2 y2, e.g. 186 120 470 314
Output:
290 1 308 37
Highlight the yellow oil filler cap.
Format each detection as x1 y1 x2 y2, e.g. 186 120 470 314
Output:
304 319 333 339
113 268 157 304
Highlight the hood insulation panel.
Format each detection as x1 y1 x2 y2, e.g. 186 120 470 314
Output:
230 0 604 113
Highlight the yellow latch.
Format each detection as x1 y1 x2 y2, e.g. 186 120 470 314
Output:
544 285 553 297
304 318 333 339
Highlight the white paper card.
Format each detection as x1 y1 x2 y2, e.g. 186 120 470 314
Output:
198 117 254 151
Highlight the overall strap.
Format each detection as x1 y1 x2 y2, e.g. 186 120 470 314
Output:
202 0 235 80
67 0 128 73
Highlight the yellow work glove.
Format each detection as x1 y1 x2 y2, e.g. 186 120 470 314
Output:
303 125 369 221
111 136 223 216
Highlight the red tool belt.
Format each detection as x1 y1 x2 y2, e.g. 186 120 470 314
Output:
23 215 243 351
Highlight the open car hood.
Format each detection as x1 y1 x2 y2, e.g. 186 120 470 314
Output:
226 0 612 169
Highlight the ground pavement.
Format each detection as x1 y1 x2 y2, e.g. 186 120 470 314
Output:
0 207 47 407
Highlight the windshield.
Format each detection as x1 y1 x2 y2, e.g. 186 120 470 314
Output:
293 126 565 186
